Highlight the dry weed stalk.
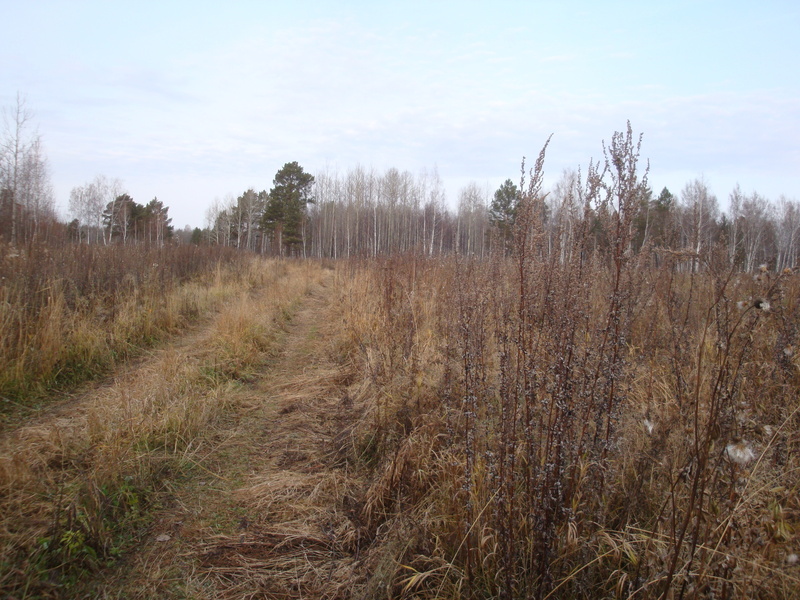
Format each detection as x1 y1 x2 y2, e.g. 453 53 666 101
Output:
343 126 800 599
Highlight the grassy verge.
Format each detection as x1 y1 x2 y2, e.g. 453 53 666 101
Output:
0 244 248 417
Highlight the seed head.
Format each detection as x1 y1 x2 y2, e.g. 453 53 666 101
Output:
725 440 755 466
753 298 770 312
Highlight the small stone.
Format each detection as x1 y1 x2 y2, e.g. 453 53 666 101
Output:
156 533 171 543
787 553 798 565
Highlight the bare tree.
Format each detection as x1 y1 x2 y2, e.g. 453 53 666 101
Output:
739 191 773 272
68 184 91 243
204 197 223 245
775 195 800 270
1 94 33 245
679 177 719 271
422 167 445 256
1 94 54 245
238 189 263 251
67 175 121 244
457 182 489 257
548 169 581 264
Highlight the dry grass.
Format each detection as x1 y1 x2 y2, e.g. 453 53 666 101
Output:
3 240 799 598
340 254 800 599
184 266 364 600
0 244 247 410
62 260 369 600
334 133 800 599
0 259 323 598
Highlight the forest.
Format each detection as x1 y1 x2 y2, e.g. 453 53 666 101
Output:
2 94 799 273
1 103 799 599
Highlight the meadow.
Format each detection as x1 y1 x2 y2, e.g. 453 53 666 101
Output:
0 136 798 599
0 243 246 413
0 242 798 598
341 251 800 599
331 138 800 599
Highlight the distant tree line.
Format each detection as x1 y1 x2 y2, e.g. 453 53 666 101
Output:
534 169 800 273
204 161 315 255
2 95 799 271
200 160 800 272
66 175 173 246
1 96 175 249
204 163 493 258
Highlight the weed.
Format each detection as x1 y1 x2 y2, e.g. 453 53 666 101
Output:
341 127 800 598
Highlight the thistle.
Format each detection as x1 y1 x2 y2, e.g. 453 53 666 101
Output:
725 439 756 466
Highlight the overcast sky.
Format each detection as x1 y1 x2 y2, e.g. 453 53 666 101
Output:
2 0 798 228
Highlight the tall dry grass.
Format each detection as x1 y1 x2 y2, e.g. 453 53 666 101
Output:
0 259 325 598
0 243 245 412
340 133 800 598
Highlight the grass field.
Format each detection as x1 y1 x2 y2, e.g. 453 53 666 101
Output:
0 248 798 599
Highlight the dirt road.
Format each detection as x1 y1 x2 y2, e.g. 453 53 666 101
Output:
0 264 368 599
102 268 363 598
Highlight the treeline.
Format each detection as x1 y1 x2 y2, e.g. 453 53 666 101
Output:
1 96 175 249
202 160 800 272
203 164 491 258
67 175 173 246
3 93 799 271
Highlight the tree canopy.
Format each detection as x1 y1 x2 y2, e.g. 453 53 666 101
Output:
489 178 519 252
261 161 315 254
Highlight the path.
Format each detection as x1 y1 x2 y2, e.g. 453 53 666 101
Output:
95 268 365 599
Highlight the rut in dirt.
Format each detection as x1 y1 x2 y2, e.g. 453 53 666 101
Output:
87 266 372 600
192 276 367 599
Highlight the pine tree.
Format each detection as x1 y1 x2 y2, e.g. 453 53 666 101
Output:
261 162 315 255
489 179 519 253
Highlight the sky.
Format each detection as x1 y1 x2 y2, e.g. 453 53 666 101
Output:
2 0 799 229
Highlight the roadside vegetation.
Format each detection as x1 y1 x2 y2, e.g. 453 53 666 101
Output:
338 132 800 598
0 243 247 418
0 258 326 597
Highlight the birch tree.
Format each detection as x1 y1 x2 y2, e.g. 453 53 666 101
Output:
679 178 719 271
739 191 773 272
775 196 800 271
1 94 55 244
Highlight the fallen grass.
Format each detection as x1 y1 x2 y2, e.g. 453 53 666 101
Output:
0 258 325 598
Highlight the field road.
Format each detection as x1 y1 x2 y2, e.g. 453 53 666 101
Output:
0 264 368 599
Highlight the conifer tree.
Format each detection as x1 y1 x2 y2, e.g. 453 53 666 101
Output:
262 161 315 255
489 178 519 253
